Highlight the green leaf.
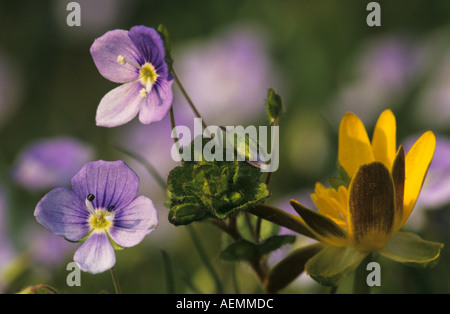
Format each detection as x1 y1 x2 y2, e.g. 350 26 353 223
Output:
220 239 257 261
166 138 270 225
329 163 351 190
379 231 444 268
305 245 368 287
221 214 280 251
265 88 283 124
258 235 296 256
220 235 296 261
265 243 324 293
168 203 210 226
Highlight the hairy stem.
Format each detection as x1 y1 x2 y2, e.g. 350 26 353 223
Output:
110 267 121 294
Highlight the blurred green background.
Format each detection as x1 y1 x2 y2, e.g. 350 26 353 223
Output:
0 0 449 294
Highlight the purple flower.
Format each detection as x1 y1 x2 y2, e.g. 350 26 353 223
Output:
90 25 174 127
174 24 283 126
26 226 73 267
330 35 424 126
34 160 158 274
12 136 94 191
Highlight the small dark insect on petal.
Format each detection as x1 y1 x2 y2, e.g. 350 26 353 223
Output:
87 194 95 202
107 205 115 212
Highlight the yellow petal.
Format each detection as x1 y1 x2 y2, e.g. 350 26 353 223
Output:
348 162 395 251
402 131 436 226
290 200 349 247
311 183 348 229
338 113 375 178
371 109 397 170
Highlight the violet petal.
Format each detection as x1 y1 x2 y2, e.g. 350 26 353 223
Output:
74 232 115 274
34 187 90 242
128 26 165 69
96 81 144 127
90 29 140 83
109 196 158 248
13 137 93 191
138 78 174 124
71 160 139 211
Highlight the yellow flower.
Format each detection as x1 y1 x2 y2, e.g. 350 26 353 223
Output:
290 110 444 286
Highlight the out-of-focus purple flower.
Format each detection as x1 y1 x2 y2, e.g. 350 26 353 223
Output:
115 115 179 193
330 35 424 126
34 160 158 274
174 24 283 126
26 226 73 267
12 137 94 192
90 26 174 127
414 51 450 129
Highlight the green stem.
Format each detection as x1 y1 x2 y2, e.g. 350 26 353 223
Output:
231 263 241 294
110 266 122 294
161 250 175 294
169 105 179 147
244 213 257 242
255 117 278 242
187 226 223 294
171 67 207 129
353 253 373 294
329 286 338 294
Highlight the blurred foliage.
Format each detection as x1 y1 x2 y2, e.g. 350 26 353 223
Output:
0 0 449 294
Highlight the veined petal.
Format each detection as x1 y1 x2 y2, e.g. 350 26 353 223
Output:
371 109 397 170
96 82 144 128
90 29 140 83
379 232 444 268
139 79 174 124
108 196 158 248
71 160 139 211
338 113 375 178
348 162 395 251
74 232 115 274
391 146 405 231
34 187 90 242
128 26 166 68
305 245 368 287
402 131 436 226
290 200 348 247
